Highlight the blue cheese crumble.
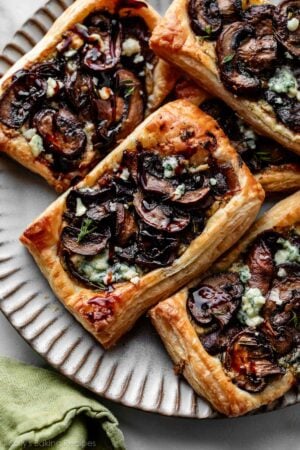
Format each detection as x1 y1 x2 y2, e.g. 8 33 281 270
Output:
77 251 140 287
162 156 179 178
173 183 186 199
268 67 300 101
231 263 251 283
274 237 300 265
238 287 266 327
29 134 44 157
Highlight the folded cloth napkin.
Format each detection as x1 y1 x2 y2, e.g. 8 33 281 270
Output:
0 357 126 450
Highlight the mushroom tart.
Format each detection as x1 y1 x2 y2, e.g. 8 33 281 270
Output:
0 0 176 192
174 78 300 192
150 0 300 154
150 191 300 417
20 100 263 348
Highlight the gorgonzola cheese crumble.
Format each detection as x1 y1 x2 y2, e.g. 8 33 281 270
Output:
162 156 179 178
274 237 300 265
238 287 266 327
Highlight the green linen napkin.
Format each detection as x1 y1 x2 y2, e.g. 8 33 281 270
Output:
0 357 126 450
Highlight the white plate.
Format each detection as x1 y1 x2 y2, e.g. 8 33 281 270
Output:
0 0 298 418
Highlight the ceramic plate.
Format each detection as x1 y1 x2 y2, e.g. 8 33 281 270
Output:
0 0 298 418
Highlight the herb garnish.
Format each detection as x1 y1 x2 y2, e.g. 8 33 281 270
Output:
122 79 136 98
255 150 272 162
222 53 235 64
77 218 97 242
290 311 300 329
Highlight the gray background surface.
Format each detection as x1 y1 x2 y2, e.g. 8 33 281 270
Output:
0 1 299 449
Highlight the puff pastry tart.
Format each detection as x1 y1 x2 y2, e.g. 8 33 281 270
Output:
150 191 300 417
20 100 263 348
150 0 300 154
0 0 175 192
174 78 300 193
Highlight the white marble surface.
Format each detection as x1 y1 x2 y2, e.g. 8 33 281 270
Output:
0 1 299 449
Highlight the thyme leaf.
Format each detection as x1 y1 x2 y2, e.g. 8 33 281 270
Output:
222 53 235 64
77 218 97 243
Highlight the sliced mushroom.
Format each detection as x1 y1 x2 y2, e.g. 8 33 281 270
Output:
240 5 277 74
136 227 179 268
112 178 135 201
133 191 190 233
261 320 294 355
83 16 121 71
86 204 111 223
200 326 242 355
116 228 179 269
246 236 274 295
218 0 242 22
31 60 63 78
174 186 211 206
33 108 86 159
188 0 222 37
115 206 137 246
65 71 97 116
66 187 113 213
187 272 242 327
225 329 283 392
275 0 300 57
269 275 300 304
216 22 261 94
264 90 300 133
140 171 174 197
0 71 46 128
61 226 110 256
113 69 144 140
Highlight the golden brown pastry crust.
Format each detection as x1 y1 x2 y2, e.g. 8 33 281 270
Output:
174 79 300 193
0 0 176 193
150 191 300 417
150 0 300 154
20 100 264 349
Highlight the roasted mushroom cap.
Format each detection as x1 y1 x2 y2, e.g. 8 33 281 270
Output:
241 5 277 74
136 227 179 268
83 14 121 71
216 22 260 94
200 325 242 355
218 0 242 22
61 226 110 256
275 0 300 57
187 272 243 327
33 108 86 158
133 191 190 233
115 207 137 246
140 165 211 206
113 68 144 140
225 329 283 392
246 235 274 295
188 0 222 37
65 71 97 117
0 72 46 128
261 320 295 356
66 187 112 213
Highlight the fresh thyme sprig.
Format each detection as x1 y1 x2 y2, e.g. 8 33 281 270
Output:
122 79 137 98
255 150 272 162
222 53 235 64
77 218 97 243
